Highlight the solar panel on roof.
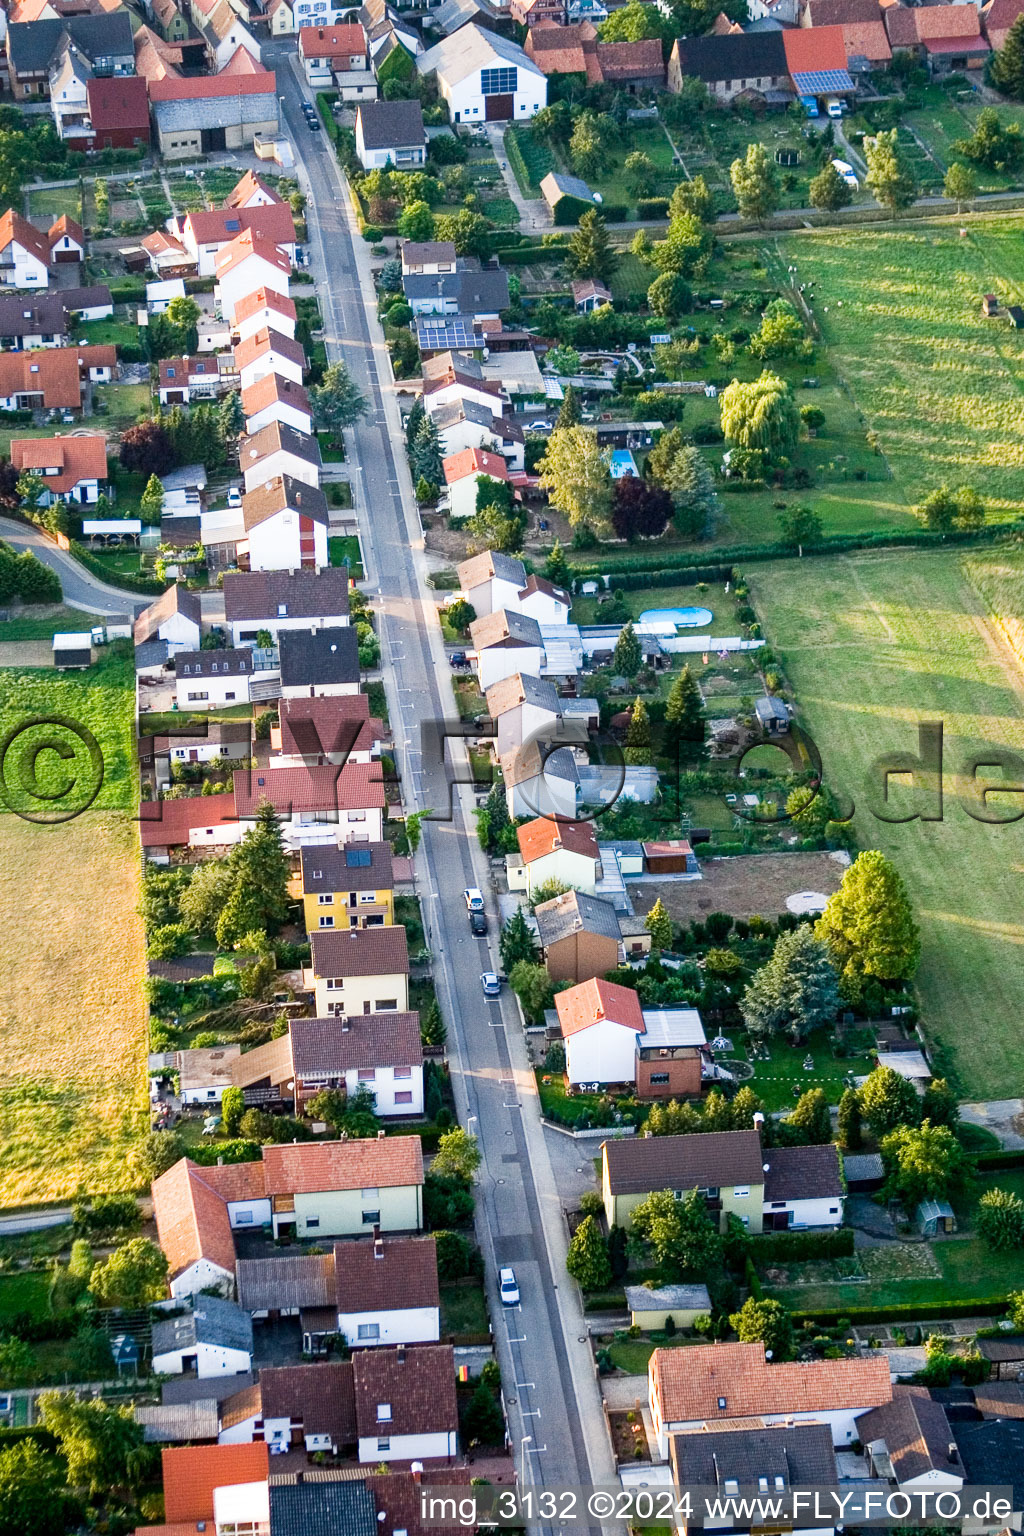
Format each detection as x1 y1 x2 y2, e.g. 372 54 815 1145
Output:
790 68 853 92
345 847 372 866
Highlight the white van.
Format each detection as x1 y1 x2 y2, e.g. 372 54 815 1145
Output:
825 97 844 119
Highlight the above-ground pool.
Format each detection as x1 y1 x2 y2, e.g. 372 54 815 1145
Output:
639 606 714 628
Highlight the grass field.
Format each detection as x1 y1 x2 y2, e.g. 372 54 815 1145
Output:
0 606 93 642
749 548 1024 1099
776 217 1024 513
0 814 147 1206
0 646 136 814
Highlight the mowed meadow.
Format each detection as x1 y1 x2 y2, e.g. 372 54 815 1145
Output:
0 649 144 1205
777 218 1024 514
749 549 1024 1100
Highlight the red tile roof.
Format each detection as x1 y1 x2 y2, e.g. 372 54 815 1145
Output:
231 762 385 817
0 209 49 268
442 446 509 484
226 170 282 208
0 351 82 410
215 229 291 280
333 1234 439 1313
232 286 297 326
555 976 644 1038
151 1157 240 1283
138 791 238 848
183 204 296 251
261 1134 423 1195
516 815 598 864
240 372 310 418
161 1443 269 1523
148 53 275 98
278 695 383 758
86 75 150 131
781 22 848 70
352 1344 457 1438
233 324 306 373
49 213 84 247
651 1340 892 1424
11 433 106 492
298 21 366 56
913 4 984 38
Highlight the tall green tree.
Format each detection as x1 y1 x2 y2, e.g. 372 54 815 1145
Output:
545 539 571 587
654 210 712 278
397 199 435 241
880 1119 972 1208
432 1126 482 1181
566 209 618 285
410 413 443 486
629 1188 723 1279
809 161 853 213
311 361 368 441
598 0 664 38
664 663 704 748
625 696 651 765
179 859 236 940
784 1087 832 1145
721 371 799 460
39 1393 148 1497
943 160 977 211
837 1086 863 1150
645 896 673 951
221 1085 245 1138
88 1238 167 1309
741 925 839 1043
661 442 718 537
625 150 657 199
977 1187 1024 1251
556 385 581 430
508 958 555 1024
537 425 612 536
669 174 714 224
140 473 165 523
730 1297 794 1359
612 620 642 679
165 294 200 352
500 906 539 971
859 1065 921 1137
865 128 917 215
816 850 920 998
570 113 603 178
566 1214 612 1289
730 143 780 224
0 1438 77 1536
988 13 1024 98
215 802 292 947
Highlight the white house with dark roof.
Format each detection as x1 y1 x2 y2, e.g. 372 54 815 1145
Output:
134 583 202 654
458 548 568 622
279 626 361 698
224 569 350 647
241 475 329 572
152 1294 254 1379
469 607 544 691
354 99 426 170
239 420 322 492
175 648 255 710
431 398 525 473
417 24 546 123
503 739 580 822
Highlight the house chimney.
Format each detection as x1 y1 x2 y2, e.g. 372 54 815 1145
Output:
374 1233 384 1260
397 1346 406 1364
948 1442 959 1463
411 1462 423 1485
341 1017 350 1032
296 1471 304 1485
752 1112 765 1128
377 1128 385 1139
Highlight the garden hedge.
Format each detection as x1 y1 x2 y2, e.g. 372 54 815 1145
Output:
790 1297 1011 1327
748 1228 855 1264
637 198 670 220
974 1149 1024 1171
69 541 163 595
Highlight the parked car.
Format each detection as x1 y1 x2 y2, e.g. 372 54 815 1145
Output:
825 97 844 119
449 651 467 668
470 910 488 936
465 888 484 911
527 420 552 433
499 1266 520 1305
226 487 242 508
481 971 501 997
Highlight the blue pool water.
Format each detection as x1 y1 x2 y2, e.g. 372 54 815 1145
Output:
640 606 714 628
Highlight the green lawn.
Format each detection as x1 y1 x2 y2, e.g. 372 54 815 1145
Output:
737 1026 875 1114
75 316 142 349
0 1271 51 1321
748 548 1024 1098
606 1333 699 1375
93 382 153 432
328 535 364 579
0 645 136 813
0 606 94 642
440 1279 488 1337
777 216 1024 514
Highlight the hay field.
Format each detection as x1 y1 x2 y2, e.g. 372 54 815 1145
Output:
749 548 1024 1099
0 813 148 1206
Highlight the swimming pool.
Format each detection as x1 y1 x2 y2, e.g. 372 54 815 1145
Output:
640 607 714 628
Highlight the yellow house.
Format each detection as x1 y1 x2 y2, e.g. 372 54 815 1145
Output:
307 925 409 1018
625 1282 711 1331
300 840 395 935
266 0 296 32
261 1136 424 1239
601 1129 767 1234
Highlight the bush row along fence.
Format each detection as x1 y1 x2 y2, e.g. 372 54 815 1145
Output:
790 1297 1012 1327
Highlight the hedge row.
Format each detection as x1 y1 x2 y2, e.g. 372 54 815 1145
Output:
503 129 533 199
69 541 163 595
188 1139 262 1166
748 1228 855 1264
608 565 735 592
791 1297 1010 1327
975 1148 1024 1171
637 197 670 221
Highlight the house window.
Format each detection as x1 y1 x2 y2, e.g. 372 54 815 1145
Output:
377 1438 391 1453
362 1209 380 1225
732 1187 749 1198
358 891 376 903
649 1072 669 1085
319 916 334 928
187 691 209 702
326 978 344 989
306 1217 320 1229
759 1479 768 1493
358 1323 380 1340
724 1481 739 1496
774 1478 785 1491
318 894 334 904
829 1206 839 1214
366 914 384 926
717 1397 727 1410
394 1067 412 1079
235 1211 253 1224
376 1000 398 1012
395 1091 413 1104
481 65 517 94
358 1068 376 1081
348 810 366 822
770 1201 786 1209
377 1403 392 1422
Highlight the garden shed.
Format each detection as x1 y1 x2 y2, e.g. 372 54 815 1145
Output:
1009 305 1024 329
916 1198 956 1235
755 694 790 735
625 1282 711 1331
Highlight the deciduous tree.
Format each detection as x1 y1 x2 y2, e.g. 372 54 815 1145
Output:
816 850 920 997
730 142 780 224
977 1187 1024 1251
38 1393 148 1497
720 371 799 460
89 1237 167 1309
730 1296 794 1359
612 475 671 540
943 160 977 211
859 1065 921 1137
566 1214 612 1289
432 1126 482 1181
881 1119 972 1208
808 161 853 212
629 1188 723 1278
784 1087 832 1145
0 1438 76 1536
865 129 917 214
537 425 612 536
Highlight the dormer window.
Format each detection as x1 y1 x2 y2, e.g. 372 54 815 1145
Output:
278 603 287 616
758 1478 768 1493
724 1480 739 1496
774 1477 784 1491
717 1397 727 1411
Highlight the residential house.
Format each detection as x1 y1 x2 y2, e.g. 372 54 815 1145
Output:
422 351 504 416
669 1424 840 1533
403 261 510 318
227 1360 357 1450
239 419 323 492
81 74 151 148
982 0 1024 52
175 1044 242 1105
601 1128 844 1232
884 4 989 70
401 239 457 276
279 625 361 698
588 37 664 89
11 433 106 503
299 838 394 931
48 213 83 265
781 23 856 93
200 504 248 570
487 671 563 759
133 583 202 653
151 1138 425 1293
160 462 207 515
511 0 564 24
235 327 307 392
224 568 348 645
857 1389 963 1492
7 12 134 100
299 22 375 95
232 761 386 847
667 31 790 101
149 55 280 161
503 738 579 821
442 445 510 520
748 0 800 22
157 354 233 405
469 607 544 691
572 276 611 313
525 20 593 75
174 648 255 710
431 396 526 472
267 0 297 33
152 0 193 44
0 346 115 410
418 22 547 122
626 1282 712 1332
159 1442 270 1525
0 210 50 287
952 1417 1024 1523
273 696 383 770
201 0 262 69
459 548 526 614
140 721 252 790
556 979 708 1095
151 1294 254 1379
352 1344 458 1464
142 229 194 279
232 285 298 343
354 98 427 169
147 277 187 313
292 0 360 27
306 923 409 1016
215 229 291 325
227 169 283 210
138 791 242 862
173 203 297 277
512 814 600 897
648 1340 893 1458
534 887 621 983
799 0 891 69
241 373 313 436
235 1234 439 1348
232 1010 422 1115
0 293 72 349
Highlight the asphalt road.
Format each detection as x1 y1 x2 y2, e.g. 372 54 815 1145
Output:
269 48 615 1520
0 516 144 618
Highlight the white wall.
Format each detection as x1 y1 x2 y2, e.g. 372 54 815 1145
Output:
230 607 348 646
227 1196 273 1229
242 449 320 493
336 1303 439 1347
237 306 296 344
217 260 290 324
246 512 328 572
158 612 201 653
357 1429 457 1463
526 847 596 898
281 678 361 699
176 672 253 709
343 1062 423 1116
152 1341 252 1378
186 821 245 852
475 643 544 693
1 243 48 288
426 381 500 419
440 66 546 125
565 1017 639 1088
169 1257 235 1300
764 1195 844 1230
239 350 304 392
519 589 569 625
495 698 558 758
507 772 577 822
244 400 313 437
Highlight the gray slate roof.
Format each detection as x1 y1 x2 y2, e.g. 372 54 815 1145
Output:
9 11 133 72
404 267 510 313
624 1282 711 1313
269 1479 379 1536
534 888 621 946
418 23 541 84
670 1423 837 1488
152 1295 254 1357
162 1371 255 1404
135 1400 220 1442
279 625 359 688
236 1252 336 1313
762 1143 843 1202
223 567 349 623
357 98 425 149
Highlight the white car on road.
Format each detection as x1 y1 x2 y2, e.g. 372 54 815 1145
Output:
499 1266 520 1305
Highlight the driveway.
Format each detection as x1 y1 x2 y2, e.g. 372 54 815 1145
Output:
0 516 145 618
485 124 549 234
